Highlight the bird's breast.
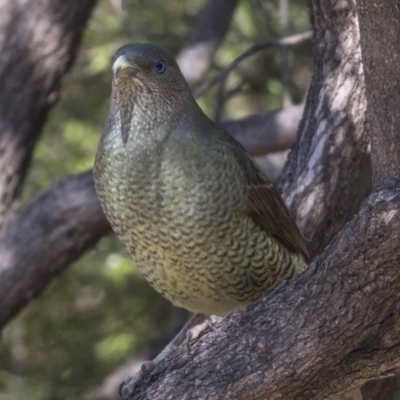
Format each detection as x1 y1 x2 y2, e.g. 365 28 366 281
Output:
94 130 304 316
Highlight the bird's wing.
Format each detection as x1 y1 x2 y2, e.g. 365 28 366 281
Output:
246 166 309 263
216 128 309 263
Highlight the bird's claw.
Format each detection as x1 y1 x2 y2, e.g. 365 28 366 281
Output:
186 315 223 352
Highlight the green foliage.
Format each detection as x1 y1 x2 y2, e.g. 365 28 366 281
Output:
0 0 312 399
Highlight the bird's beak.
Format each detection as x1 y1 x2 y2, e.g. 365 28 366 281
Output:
112 55 139 78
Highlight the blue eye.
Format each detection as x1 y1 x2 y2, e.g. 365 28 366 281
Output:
155 60 166 74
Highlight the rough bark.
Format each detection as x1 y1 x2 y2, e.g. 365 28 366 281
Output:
280 0 368 255
357 0 400 190
0 172 110 328
122 188 400 400
176 0 238 88
0 0 96 229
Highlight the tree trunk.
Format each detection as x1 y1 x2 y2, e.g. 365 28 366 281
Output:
0 0 96 229
280 0 368 255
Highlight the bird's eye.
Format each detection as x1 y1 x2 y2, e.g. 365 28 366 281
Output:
155 60 167 74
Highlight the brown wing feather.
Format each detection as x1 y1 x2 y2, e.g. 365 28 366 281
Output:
215 128 309 263
247 174 309 263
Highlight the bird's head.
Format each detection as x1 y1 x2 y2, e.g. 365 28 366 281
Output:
111 43 191 117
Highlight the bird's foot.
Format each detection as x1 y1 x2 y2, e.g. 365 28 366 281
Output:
186 315 223 351
119 360 154 400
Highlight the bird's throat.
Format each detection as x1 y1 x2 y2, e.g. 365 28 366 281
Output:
118 103 134 146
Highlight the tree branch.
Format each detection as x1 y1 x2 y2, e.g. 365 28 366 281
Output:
0 0 97 229
123 187 400 399
0 171 110 328
279 0 368 255
194 31 312 98
220 104 304 156
176 0 239 88
305 310 400 399
357 0 400 190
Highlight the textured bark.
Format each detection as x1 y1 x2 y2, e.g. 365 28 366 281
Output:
279 0 368 255
122 188 400 400
176 0 238 88
0 172 110 329
0 0 96 229
357 0 400 190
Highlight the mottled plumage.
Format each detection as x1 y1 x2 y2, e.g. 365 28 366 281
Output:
94 43 308 317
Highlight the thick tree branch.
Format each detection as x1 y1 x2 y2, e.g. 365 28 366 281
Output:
0 172 110 329
176 0 238 88
0 0 96 229
123 187 400 399
279 0 368 255
357 0 400 190
305 311 400 399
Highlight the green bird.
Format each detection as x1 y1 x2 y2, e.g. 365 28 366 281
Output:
94 42 308 322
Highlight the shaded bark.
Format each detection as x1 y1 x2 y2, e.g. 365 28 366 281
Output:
356 2 400 396
176 0 239 88
361 370 400 400
0 0 96 229
0 172 110 329
357 0 400 190
122 187 400 400
280 0 368 255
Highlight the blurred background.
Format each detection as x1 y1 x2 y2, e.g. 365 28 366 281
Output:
0 0 312 398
